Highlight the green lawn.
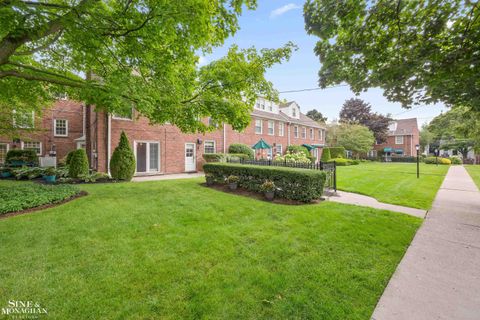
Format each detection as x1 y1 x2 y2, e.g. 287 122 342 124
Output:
336 162 449 209
0 178 421 319
465 165 480 189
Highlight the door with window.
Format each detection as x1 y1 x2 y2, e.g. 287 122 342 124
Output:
135 141 160 174
185 143 196 172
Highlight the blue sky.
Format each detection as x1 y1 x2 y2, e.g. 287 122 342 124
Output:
202 1 447 126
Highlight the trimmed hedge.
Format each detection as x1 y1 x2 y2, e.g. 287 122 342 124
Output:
5 149 39 166
390 156 417 163
110 131 136 181
203 153 225 163
449 156 462 165
228 144 254 158
203 163 326 202
68 149 89 178
329 147 346 159
326 158 359 166
320 148 331 162
424 157 451 165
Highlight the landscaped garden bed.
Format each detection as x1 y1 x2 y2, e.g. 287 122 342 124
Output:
0 178 421 319
0 181 84 217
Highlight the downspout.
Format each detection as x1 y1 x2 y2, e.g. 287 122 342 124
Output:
107 114 111 175
223 123 226 153
287 122 291 146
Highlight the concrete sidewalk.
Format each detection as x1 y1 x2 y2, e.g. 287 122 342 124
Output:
132 172 204 182
372 166 480 320
326 191 426 218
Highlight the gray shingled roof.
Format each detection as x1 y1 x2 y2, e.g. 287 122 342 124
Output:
389 118 418 135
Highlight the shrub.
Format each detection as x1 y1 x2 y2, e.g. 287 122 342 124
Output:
65 150 75 166
327 158 352 166
68 149 89 178
227 175 239 183
203 163 326 202
226 153 251 161
228 144 254 158
329 147 346 159
203 153 225 163
449 156 462 165
320 148 331 162
390 156 417 163
286 145 310 158
78 172 110 183
260 180 276 192
424 157 451 165
0 183 80 214
12 166 46 180
110 131 136 181
275 150 311 164
5 149 39 166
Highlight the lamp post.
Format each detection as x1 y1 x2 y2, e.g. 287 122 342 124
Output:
415 144 420 178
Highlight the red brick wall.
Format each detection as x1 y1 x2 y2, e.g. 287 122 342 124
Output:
0 100 84 161
374 134 420 156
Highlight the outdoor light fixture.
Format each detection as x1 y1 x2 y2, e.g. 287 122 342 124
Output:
196 138 202 145
415 144 420 179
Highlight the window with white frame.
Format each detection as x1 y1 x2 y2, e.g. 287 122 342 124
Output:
13 111 34 128
54 119 68 137
268 103 273 112
294 126 299 138
0 143 8 164
395 135 404 144
276 144 282 156
112 108 133 120
292 108 297 117
56 92 68 100
278 122 284 136
301 127 306 139
255 119 262 134
267 120 274 135
22 141 42 155
267 148 272 159
204 140 215 154
318 129 323 141
310 128 314 139
261 103 265 110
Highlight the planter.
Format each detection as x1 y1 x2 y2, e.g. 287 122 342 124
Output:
1 171 12 178
228 182 238 190
44 175 56 183
264 191 274 201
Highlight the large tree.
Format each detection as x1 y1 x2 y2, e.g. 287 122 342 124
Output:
327 122 374 158
339 98 391 143
306 109 327 122
0 0 295 135
304 1 480 111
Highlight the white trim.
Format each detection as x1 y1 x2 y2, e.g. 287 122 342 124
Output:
54 119 69 137
254 119 263 134
276 144 282 156
204 140 216 154
21 141 42 156
112 108 134 121
107 115 111 174
278 122 284 136
184 142 196 172
0 143 9 165
309 128 314 139
134 140 161 175
294 125 299 138
301 127 307 139
395 135 404 144
267 120 275 136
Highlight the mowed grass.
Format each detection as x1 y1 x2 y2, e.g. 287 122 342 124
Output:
465 165 480 189
0 178 421 319
336 162 449 209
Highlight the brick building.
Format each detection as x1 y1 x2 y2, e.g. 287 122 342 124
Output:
0 97 326 175
370 118 420 158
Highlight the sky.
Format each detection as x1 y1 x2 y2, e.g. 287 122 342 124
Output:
201 1 447 126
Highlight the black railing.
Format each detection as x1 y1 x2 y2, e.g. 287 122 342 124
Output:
227 158 337 192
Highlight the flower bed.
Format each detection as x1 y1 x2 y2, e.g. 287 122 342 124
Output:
203 163 326 202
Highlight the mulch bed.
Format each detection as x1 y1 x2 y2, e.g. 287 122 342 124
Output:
0 191 88 220
202 183 322 205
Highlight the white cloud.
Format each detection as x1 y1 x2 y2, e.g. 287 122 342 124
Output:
270 3 301 18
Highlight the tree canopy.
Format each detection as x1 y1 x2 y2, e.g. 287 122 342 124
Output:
0 0 295 134
327 122 374 157
306 109 327 122
339 98 391 143
304 0 480 111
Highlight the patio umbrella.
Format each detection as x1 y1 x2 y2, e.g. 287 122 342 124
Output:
252 138 272 150
302 143 314 151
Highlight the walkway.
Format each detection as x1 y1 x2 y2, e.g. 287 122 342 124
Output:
132 172 204 182
326 191 426 218
372 166 480 320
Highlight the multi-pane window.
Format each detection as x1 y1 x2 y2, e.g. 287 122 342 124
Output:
268 103 273 112
255 119 262 134
301 127 306 139
395 135 404 144
310 128 314 139
276 144 282 156
54 119 68 137
13 111 34 128
149 143 159 172
23 141 42 155
267 148 272 159
292 108 296 117
278 122 284 136
294 126 299 138
204 141 215 154
267 120 274 135
319 129 323 141
0 144 8 165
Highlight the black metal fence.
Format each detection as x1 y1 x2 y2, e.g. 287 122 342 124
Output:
226 158 337 191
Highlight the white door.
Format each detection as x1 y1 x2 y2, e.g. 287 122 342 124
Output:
135 141 160 174
185 143 196 172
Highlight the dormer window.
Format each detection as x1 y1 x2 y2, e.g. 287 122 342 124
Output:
292 108 296 117
268 104 273 112
388 122 397 131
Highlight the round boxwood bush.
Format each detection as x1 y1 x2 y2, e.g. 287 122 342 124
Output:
228 143 254 159
68 149 89 178
110 131 136 181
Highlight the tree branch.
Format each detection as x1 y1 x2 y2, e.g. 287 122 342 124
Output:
6 61 85 84
14 31 63 55
0 70 86 87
